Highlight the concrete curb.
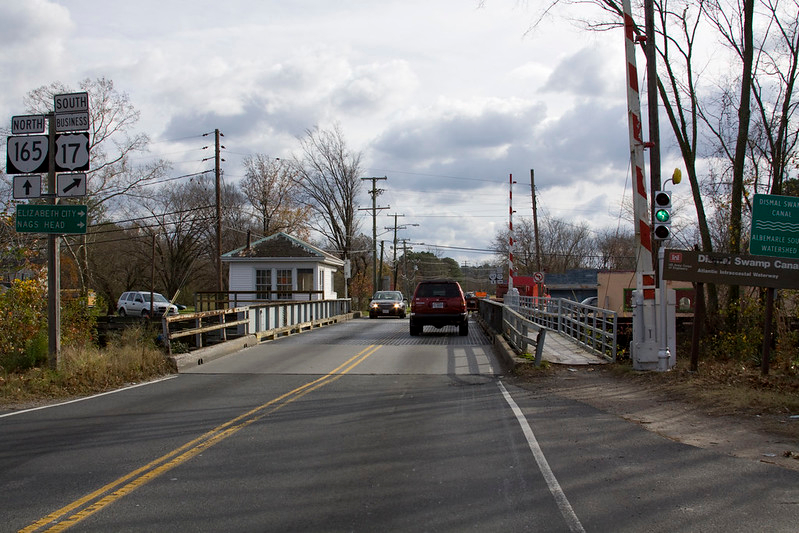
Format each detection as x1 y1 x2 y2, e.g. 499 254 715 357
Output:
169 334 259 371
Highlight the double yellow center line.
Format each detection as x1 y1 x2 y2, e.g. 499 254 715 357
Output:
22 344 383 533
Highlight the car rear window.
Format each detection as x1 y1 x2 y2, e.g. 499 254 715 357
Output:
415 283 461 298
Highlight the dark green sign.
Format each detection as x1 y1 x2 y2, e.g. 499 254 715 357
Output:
16 204 88 234
750 193 799 259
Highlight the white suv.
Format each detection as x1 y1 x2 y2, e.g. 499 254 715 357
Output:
117 291 178 318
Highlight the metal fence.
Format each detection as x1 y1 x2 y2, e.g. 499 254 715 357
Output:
507 296 618 362
163 298 351 354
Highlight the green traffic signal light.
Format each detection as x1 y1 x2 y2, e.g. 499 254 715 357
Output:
653 190 672 240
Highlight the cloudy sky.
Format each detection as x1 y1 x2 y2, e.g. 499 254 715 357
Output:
1 0 674 265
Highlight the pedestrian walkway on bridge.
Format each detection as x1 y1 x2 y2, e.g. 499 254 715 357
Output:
539 330 607 366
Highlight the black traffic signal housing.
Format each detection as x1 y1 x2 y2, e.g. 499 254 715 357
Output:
653 190 672 240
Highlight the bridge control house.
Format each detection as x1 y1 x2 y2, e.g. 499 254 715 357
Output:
221 232 343 303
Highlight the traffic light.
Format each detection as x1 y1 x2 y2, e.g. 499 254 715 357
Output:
653 190 672 240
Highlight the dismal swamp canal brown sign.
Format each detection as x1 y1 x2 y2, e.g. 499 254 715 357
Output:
663 249 799 290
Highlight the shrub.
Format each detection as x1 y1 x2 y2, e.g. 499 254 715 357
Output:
0 279 47 372
61 294 102 349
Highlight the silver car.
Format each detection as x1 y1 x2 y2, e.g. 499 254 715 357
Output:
117 291 178 318
368 291 406 319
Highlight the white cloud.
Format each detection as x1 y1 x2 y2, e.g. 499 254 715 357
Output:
1 0 646 264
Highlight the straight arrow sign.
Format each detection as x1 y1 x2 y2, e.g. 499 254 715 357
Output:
13 175 42 199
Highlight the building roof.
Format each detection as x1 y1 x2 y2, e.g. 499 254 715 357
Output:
221 232 344 266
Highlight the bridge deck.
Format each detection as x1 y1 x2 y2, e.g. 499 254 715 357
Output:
539 330 607 366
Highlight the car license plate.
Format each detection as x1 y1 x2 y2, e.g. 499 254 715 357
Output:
382 309 389 314
432 302 444 308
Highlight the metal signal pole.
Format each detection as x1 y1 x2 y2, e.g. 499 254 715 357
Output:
46 112 60 370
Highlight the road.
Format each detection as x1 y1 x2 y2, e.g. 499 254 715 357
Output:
2 317 798 532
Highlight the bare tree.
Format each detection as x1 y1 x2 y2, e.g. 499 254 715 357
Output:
291 123 363 260
750 0 799 196
594 227 637 270
240 155 311 239
492 216 595 273
134 180 216 300
23 77 170 291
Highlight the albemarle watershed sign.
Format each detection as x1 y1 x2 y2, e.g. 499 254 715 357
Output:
750 193 799 259
663 249 799 290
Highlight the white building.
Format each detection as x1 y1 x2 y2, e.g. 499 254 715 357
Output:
222 232 343 302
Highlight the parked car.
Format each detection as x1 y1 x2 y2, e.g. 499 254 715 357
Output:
368 290 406 319
117 291 179 318
409 279 468 336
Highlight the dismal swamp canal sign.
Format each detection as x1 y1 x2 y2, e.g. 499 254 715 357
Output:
663 249 799 290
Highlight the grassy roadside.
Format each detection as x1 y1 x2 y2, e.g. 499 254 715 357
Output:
514 356 799 441
0 325 175 410
607 359 799 425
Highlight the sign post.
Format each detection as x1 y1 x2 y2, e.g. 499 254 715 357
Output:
749 193 799 375
6 91 91 371
664 247 799 376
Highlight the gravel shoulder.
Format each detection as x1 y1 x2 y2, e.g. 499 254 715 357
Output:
508 365 799 472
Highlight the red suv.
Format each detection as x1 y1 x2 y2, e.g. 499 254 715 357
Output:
409 279 468 336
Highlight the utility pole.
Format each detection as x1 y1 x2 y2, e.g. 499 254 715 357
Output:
203 129 225 299
400 238 413 296
386 213 418 290
360 176 388 294
530 169 542 273
215 129 224 294
388 213 404 290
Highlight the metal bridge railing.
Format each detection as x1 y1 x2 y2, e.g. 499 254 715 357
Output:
513 296 618 362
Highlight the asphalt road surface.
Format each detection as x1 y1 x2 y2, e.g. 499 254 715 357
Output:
2 317 798 532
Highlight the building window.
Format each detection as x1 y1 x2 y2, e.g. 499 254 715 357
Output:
319 270 325 296
277 269 292 299
297 268 313 296
256 269 271 300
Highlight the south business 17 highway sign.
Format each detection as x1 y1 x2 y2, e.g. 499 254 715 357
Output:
16 204 88 235
750 193 799 260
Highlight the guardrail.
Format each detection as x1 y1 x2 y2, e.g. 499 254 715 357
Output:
513 296 618 362
162 298 352 355
503 306 547 365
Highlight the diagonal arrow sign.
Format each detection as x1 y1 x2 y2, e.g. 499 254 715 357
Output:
56 173 87 197
63 176 82 193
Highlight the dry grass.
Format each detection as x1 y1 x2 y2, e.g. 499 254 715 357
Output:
600 358 799 438
0 326 174 409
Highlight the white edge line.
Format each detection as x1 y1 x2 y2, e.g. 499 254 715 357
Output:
0 375 179 419
497 380 586 533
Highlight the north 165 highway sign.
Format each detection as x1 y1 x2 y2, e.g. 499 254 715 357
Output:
6 135 49 174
